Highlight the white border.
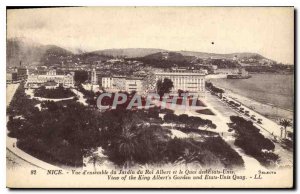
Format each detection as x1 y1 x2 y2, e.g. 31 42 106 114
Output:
1 0 298 193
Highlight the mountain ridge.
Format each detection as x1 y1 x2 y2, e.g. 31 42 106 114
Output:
6 38 274 67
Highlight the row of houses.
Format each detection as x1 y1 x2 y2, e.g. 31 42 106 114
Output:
99 68 206 97
10 66 206 98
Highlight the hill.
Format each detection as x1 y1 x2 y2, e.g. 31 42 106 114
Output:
7 38 74 67
129 51 196 68
6 38 112 67
179 51 268 61
91 48 270 62
134 51 272 69
7 38 273 68
90 48 167 58
7 38 45 66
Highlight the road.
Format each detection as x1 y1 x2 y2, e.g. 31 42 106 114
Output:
204 91 293 168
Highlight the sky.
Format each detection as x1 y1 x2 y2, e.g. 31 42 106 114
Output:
7 7 294 64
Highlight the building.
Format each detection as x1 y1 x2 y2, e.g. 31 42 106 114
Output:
17 67 28 81
26 69 75 88
154 69 206 98
102 76 144 94
82 68 100 92
125 77 144 94
6 66 28 83
6 72 18 83
91 68 98 85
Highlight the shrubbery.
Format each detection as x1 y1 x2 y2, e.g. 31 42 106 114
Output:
164 113 217 130
34 85 75 99
7 84 243 169
229 116 279 167
165 136 244 169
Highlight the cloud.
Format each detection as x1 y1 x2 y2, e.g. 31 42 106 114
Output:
6 7 294 64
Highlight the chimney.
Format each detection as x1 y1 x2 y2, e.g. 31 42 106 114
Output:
19 61 22 67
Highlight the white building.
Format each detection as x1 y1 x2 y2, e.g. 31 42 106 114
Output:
102 76 144 94
125 77 144 94
154 69 206 98
26 69 74 88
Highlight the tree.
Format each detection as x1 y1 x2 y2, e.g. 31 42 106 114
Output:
117 129 138 168
178 89 188 97
156 78 174 97
74 71 89 85
87 153 105 172
215 88 225 98
163 113 178 123
279 119 292 139
175 148 199 168
178 89 184 97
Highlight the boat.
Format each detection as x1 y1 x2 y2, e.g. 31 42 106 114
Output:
227 74 251 79
227 68 251 79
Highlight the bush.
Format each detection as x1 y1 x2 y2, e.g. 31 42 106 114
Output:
34 85 75 99
164 113 217 130
229 116 279 167
281 139 293 151
165 137 244 168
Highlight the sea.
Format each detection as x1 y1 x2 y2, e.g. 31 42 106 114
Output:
208 73 294 111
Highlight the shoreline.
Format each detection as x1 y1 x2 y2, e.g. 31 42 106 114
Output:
207 74 294 111
212 85 293 122
229 91 293 121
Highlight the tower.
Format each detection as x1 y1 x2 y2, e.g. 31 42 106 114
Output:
91 68 97 85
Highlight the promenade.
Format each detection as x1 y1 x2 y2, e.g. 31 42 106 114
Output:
227 90 293 121
221 92 293 138
204 91 293 168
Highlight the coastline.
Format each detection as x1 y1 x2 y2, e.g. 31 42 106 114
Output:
219 86 293 122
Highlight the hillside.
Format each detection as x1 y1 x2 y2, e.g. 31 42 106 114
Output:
129 51 196 68
90 48 167 58
179 51 268 61
6 38 112 67
7 38 45 66
7 38 74 67
7 38 273 68
91 48 269 62
133 51 273 69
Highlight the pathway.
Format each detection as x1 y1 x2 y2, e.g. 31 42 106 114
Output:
205 91 293 168
71 88 88 106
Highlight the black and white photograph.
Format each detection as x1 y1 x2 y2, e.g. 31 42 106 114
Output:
5 6 294 188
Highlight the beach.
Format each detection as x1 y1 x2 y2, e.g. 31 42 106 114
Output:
209 73 294 121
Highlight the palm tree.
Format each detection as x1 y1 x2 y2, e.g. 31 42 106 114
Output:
88 154 105 172
279 119 292 139
175 148 199 168
118 129 138 168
